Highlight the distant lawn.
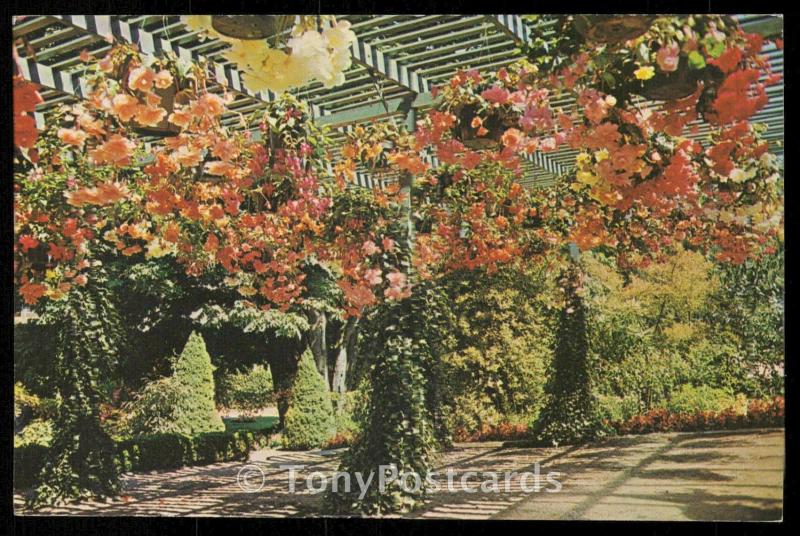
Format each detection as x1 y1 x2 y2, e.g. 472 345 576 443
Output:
223 416 278 433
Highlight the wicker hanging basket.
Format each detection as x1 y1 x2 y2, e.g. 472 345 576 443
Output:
574 15 656 44
211 15 295 40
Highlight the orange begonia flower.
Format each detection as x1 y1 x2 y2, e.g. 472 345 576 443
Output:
135 104 167 127
153 70 174 89
90 134 136 167
112 93 141 122
128 66 155 92
58 127 88 147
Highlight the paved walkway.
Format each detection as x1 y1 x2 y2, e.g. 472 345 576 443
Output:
14 429 783 520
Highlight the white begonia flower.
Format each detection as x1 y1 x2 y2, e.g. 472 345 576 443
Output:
323 20 356 50
729 167 757 183
288 30 333 85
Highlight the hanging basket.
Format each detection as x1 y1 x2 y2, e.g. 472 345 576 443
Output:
452 104 516 150
211 15 295 40
135 84 188 137
574 15 656 44
636 57 700 102
113 56 186 137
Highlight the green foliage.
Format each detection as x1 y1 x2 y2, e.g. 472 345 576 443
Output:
703 248 784 397
439 266 555 436
218 365 275 419
171 332 226 435
666 384 737 415
533 264 610 446
597 394 641 423
123 377 184 436
329 280 445 514
282 349 335 449
14 382 58 423
330 390 364 437
15 419 54 448
584 248 783 411
29 270 123 507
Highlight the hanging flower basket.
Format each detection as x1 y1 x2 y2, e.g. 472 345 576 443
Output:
452 104 517 150
111 54 187 137
635 58 698 101
211 15 295 40
574 15 656 44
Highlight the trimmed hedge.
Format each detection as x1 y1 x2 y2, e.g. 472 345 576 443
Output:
14 426 275 491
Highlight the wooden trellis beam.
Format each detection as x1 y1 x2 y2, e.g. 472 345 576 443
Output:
45 15 332 120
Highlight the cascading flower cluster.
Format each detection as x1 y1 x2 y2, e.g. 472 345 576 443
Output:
13 14 783 315
13 44 334 310
182 15 356 93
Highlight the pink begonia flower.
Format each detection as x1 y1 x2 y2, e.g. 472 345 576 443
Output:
384 271 411 300
363 268 383 286
657 43 681 72
481 86 511 104
381 237 396 252
386 271 406 287
362 240 380 256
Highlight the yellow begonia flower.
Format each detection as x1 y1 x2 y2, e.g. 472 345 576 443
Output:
577 170 599 186
575 152 592 167
594 149 610 162
225 39 272 70
634 66 656 80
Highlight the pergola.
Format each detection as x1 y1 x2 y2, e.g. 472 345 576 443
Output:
13 14 784 190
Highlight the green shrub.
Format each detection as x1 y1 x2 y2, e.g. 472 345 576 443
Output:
666 384 737 415
597 394 641 423
282 349 335 450
14 419 53 448
218 364 274 419
171 332 225 435
117 433 195 471
330 390 362 436
123 377 184 436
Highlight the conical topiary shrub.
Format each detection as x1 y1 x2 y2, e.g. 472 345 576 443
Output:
171 332 225 435
282 349 335 450
532 264 609 446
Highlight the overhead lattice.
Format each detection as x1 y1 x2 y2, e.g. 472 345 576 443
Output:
13 14 784 190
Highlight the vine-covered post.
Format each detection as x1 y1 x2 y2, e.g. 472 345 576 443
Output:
29 270 123 507
532 244 608 446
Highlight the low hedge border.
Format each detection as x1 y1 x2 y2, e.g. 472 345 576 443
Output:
607 396 784 436
497 396 784 447
14 426 275 491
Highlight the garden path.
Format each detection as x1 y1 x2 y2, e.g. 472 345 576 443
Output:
14 429 783 520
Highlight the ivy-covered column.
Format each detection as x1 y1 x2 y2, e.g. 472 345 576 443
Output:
330 170 443 514
532 249 608 446
30 269 123 507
